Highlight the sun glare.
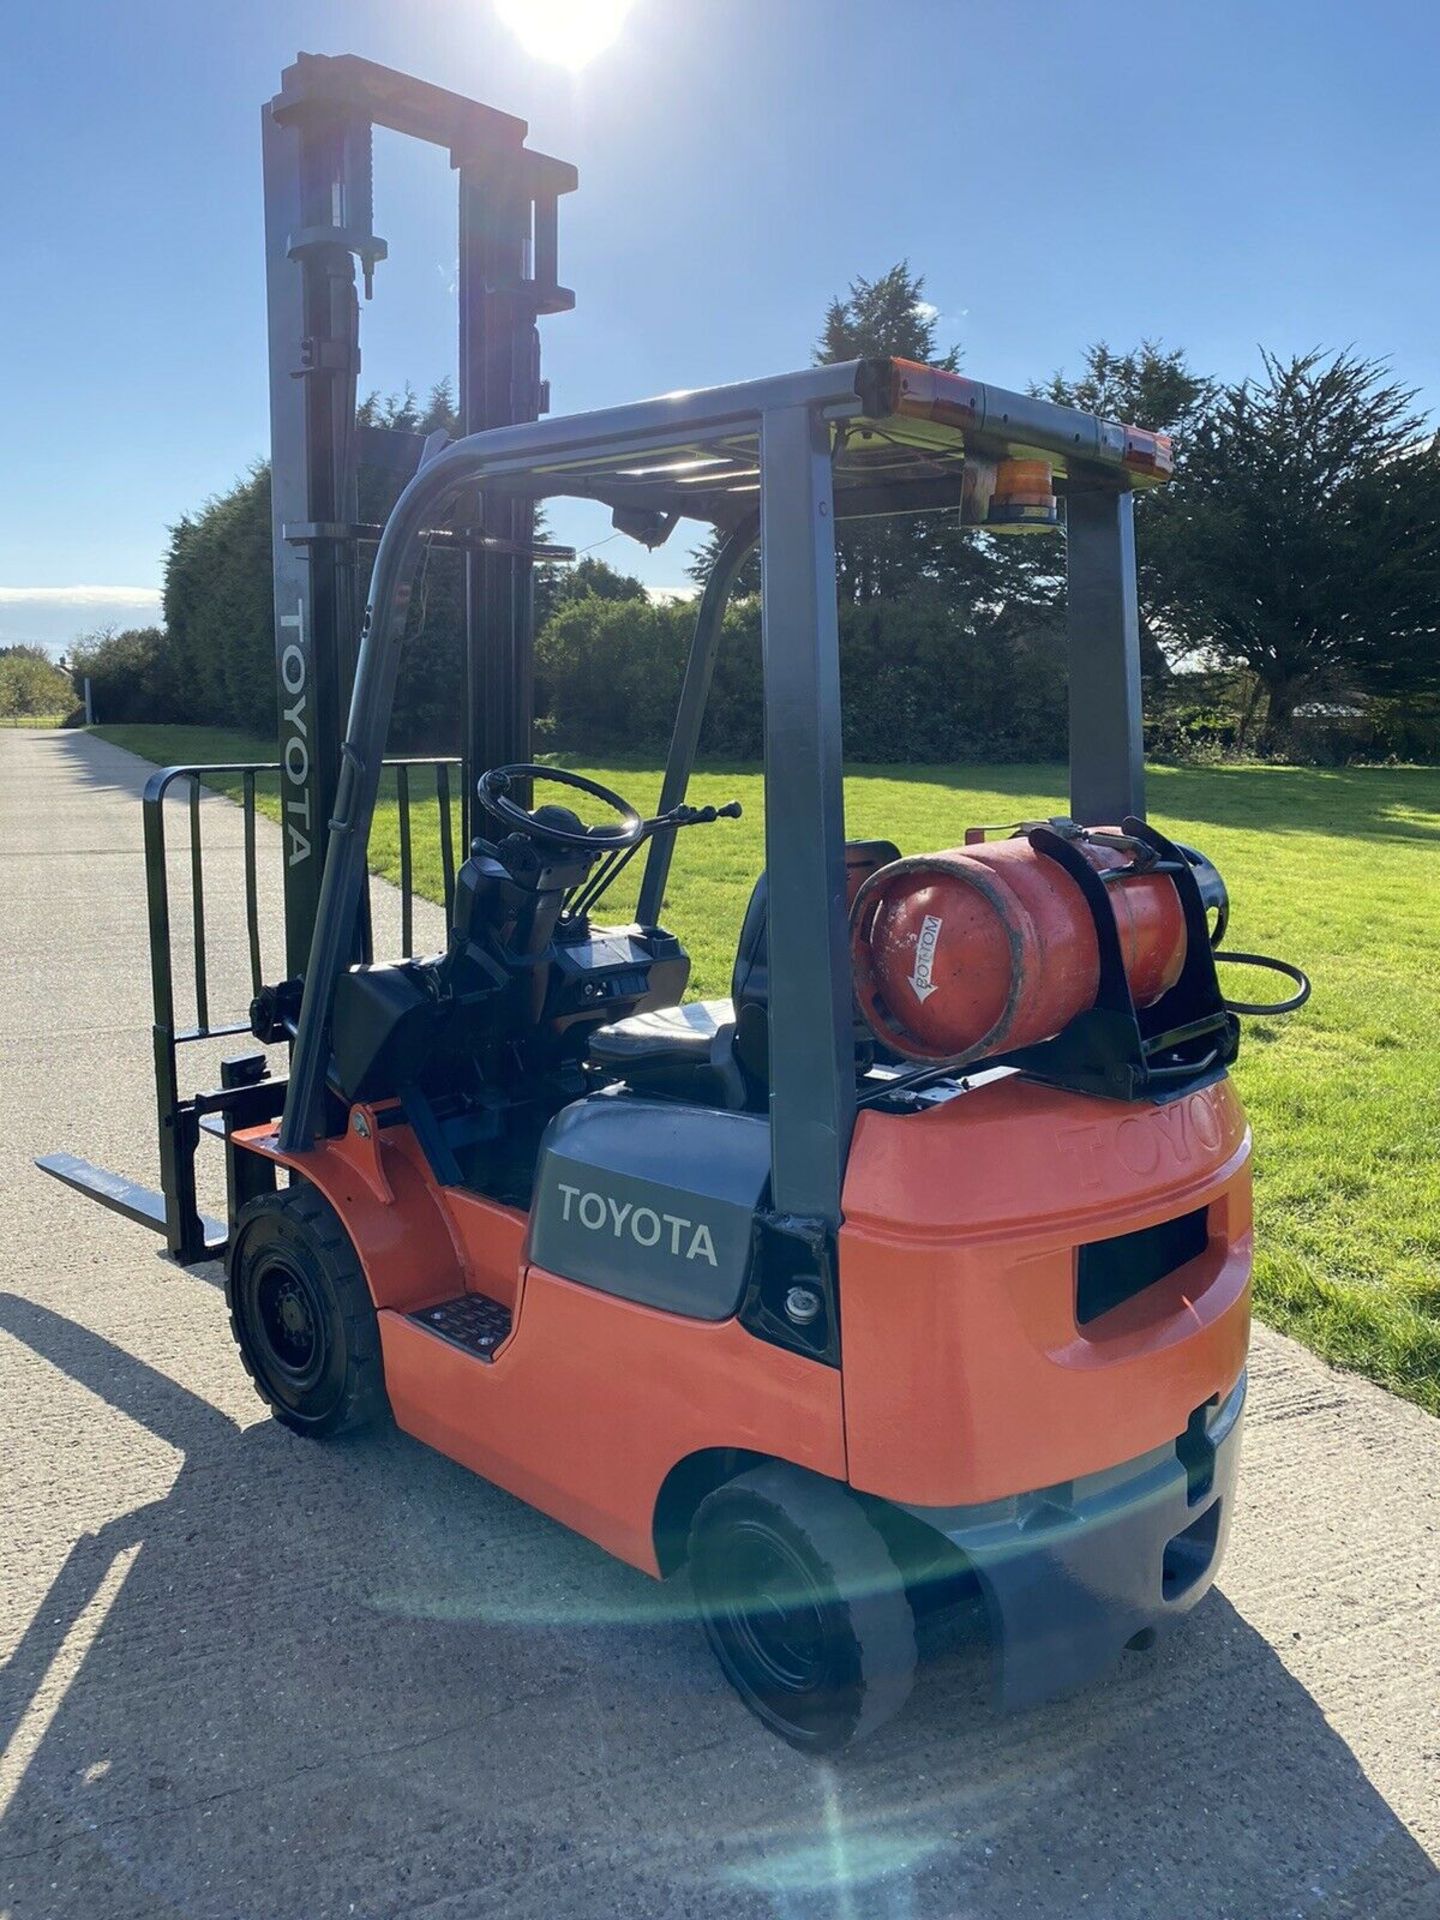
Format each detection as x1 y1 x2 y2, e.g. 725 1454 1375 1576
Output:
495 0 635 70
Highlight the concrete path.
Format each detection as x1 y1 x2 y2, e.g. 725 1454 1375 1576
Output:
1 726 1436 1920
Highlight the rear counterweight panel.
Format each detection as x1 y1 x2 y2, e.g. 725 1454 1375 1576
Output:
839 1073 1252 1508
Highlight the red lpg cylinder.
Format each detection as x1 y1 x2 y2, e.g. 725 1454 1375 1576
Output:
850 831 1188 1065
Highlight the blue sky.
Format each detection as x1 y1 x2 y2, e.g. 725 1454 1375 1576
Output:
2 0 1437 655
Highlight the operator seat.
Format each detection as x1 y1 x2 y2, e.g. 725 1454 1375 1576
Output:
587 840 899 1108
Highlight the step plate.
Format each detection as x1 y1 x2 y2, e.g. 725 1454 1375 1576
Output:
408 1293 512 1361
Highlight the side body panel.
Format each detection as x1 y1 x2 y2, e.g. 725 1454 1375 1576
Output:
233 1116 846 1575
838 1074 1253 1507
379 1270 846 1574
528 1096 771 1319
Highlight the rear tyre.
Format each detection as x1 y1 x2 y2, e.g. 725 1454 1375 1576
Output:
226 1184 389 1438
688 1463 917 1753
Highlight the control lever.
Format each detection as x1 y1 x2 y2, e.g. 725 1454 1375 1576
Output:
565 800 741 924
657 799 743 829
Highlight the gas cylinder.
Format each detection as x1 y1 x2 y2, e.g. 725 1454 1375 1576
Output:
850 830 1188 1065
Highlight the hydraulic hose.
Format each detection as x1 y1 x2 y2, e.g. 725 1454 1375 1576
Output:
1213 950 1312 1015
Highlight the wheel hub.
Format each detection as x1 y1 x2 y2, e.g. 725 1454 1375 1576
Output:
717 1529 830 1696
274 1281 311 1343
255 1260 323 1381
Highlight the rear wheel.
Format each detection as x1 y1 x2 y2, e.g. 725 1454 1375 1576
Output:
688 1463 917 1753
226 1185 388 1438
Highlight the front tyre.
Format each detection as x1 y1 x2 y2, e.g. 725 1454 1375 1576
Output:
688 1463 917 1753
226 1185 389 1438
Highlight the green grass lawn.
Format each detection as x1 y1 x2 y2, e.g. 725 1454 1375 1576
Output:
94 722 1440 1415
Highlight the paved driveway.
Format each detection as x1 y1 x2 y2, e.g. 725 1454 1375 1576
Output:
1 727 1436 1919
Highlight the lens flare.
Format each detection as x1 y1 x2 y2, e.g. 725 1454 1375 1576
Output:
495 0 635 70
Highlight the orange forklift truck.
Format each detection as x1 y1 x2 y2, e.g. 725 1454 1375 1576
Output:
42 55 1308 1751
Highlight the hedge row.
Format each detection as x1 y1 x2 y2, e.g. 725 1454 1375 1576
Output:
537 590 1070 762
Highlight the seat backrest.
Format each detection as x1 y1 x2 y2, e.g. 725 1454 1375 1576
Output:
731 839 900 1080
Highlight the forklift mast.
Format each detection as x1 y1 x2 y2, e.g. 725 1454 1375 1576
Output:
261 53 576 973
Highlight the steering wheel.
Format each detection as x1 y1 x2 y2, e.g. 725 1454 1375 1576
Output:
477 764 644 850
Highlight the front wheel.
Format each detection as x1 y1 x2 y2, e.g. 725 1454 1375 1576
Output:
688 1463 917 1753
226 1184 389 1438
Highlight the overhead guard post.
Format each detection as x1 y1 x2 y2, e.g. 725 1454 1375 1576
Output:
1066 486 1145 825
757 405 853 1230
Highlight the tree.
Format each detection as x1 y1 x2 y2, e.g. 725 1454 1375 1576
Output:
536 594 694 751
0 645 74 720
820 263 979 605
679 260 1079 746
815 260 953 367
689 262 970 598
689 261 1024 611
1141 349 1440 739
1042 340 1212 441
66 628 174 724
534 552 648 628
159 382 472 745
357 381 467 750
356 378 458 438
1043 341 1213 682
163 467 274 730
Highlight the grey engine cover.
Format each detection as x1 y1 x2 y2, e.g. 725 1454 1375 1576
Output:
528 1092 770 1320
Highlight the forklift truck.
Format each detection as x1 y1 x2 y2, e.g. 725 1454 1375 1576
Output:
42 55 1307 1751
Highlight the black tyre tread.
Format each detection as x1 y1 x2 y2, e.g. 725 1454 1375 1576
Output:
226 1183 389 1438
691 1461 917 1751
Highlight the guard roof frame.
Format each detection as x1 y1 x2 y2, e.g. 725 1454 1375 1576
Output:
280 354 1159 1248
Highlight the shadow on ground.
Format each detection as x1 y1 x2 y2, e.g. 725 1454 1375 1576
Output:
65 730 1440 850
845 758 1440 848
1 1291 1434 1920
